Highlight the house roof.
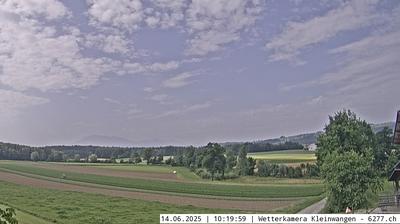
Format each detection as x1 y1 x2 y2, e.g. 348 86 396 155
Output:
394 111 400 144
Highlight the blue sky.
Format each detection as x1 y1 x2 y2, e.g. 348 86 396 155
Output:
0 0 399 146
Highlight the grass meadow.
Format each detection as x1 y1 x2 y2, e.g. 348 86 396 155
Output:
248 150 316 163
0 163 324 198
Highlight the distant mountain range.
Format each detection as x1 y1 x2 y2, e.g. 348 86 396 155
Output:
75 122 396 147
222 122 396 146
76 135 134 147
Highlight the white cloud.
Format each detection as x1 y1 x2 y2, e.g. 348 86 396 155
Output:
0 4 120 92
185 0 263 56
162 72 195 88
0 0 70 20
143 87 154 92
147 61 180 72
87 0 144 32
104 97 121 105
121 61 179 75
145 0 187 29
0 89 49 118
84 33 131 54
265 1 380 63
150 94 168 102
151 101 212 119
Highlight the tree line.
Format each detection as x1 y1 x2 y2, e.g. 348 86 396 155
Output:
164 143 318 180
0 141 303 162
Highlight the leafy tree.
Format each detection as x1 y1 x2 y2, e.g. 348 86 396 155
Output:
30 151 39 162
316 110 375 166
225 150 236 171
88 154 97 163
142 148 154 165
247 157 256 175
130 152 142 164
257 160 269 177
375 127 394 175
0 207 18 224
236 147 249 176
73 154 80 162
385 150 399 176
47 150 65 162
322 150 382 212
183 146 196 168
202 143 226 181
318 110 383 212
278 164 288 177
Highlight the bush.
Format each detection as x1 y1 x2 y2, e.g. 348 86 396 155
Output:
0 207 18 224
88 154 97 163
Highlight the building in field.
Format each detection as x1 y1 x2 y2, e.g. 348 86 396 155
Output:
306 143 317 151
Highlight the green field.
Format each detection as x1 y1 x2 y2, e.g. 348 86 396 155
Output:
0 181 228 224
0 160 326 224
0 163 324 198
248 150 316 163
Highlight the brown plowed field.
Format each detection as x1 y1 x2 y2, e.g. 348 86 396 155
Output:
0 171 296 211
28 162 180 182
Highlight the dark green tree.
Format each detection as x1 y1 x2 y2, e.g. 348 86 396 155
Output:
236 147 249 176
225 150 236 171
130 152 142 164
375 127 394 175
202 143 226 181
322 150 382 212
318 110 382 212
247 157 256 175
316 110 375 166
142 148 154 165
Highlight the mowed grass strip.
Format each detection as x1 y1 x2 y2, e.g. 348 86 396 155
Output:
0 163 323 198
0 181 229 224
248 150 316 163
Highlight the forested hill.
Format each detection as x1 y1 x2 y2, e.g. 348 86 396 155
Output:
0 122 394 161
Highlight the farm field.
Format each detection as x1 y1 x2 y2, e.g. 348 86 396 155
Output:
0 162 323 198
248 150 317 163
0 160 324 223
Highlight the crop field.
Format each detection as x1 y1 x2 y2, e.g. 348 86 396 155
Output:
248 150 317 163
0 160 324 223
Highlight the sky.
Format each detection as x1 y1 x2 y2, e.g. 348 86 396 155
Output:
0 0 399 147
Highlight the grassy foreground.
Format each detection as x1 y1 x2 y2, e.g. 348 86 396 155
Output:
0 163 324 198
0 181 228 224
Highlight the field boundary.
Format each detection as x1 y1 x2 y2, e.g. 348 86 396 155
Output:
0 167 310 202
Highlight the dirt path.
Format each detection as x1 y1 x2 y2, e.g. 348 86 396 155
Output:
297 198 326 214
0 171 296 211
29 162 180 182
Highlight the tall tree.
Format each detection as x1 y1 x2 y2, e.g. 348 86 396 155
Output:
316 110 375 166
317 110 382 212
236 147 249 176
375 127 394 175
225 150 236 171
142 148 154 165
30 151 39 162
202 143 226 181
